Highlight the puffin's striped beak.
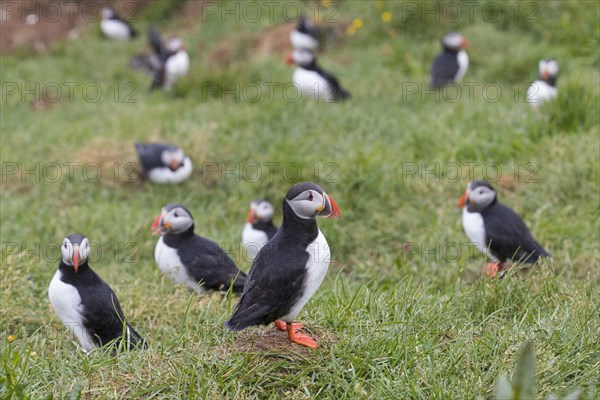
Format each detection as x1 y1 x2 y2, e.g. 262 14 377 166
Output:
247 208 257 224
151 214 163 235
73 246 80 273
169 160 180 171
318 193 341 218
458 191 469 208
541 69 549 81
285 53 293 65
461 38 469 49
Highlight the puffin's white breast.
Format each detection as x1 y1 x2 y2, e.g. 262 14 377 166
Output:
527 80 557 106
154 236 206 294
48 270 96 352
163 51 190 90
100 20 131 40
293 68 335 101
242 223 270 262
281 229 330 322
462 208 498 262
455 50 469 82
147 157 192 184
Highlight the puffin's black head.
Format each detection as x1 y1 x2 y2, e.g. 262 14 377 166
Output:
538 58 559 83
442 32 468 52
285 182 340 220
285 48 315 67
297 17 318 35
458 180 497 211
61 234 90 273
151 204 194 235
247 199 275 224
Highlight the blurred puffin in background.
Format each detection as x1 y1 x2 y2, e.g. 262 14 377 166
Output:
100 6 137 40
134 143 192 184
430 32 469 89
527 58 559 107
242 199 278 262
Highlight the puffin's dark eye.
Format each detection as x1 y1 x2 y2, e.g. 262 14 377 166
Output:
174 212 179 218
307 193 313 201
479 190 484 194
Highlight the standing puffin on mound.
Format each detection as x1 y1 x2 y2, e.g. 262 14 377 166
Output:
458 180 550 277
226 182 340 349
527 58 559 107
430 32 469 89
147 27 190 91
242 199 278 262
100 7 137 40
286 49 351 102
48 234 146 352
290 17 320 50
134 143 192 184
152 204 247 294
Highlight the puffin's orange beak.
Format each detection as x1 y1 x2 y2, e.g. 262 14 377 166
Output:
318 193 341 218
458 192 469 208
73 246 80 273
151 214 163 235
170 160 180 171
541 70 549 81
461 38 469 49
247 208 256 224
285 53 293 65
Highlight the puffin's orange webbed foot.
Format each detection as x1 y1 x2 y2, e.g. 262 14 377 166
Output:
275 320 303 331
287 323 317 349
485 262 503 277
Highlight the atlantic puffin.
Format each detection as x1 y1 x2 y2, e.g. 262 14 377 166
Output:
134 143 192 184
242 199 278 262
48 234 146 352
458 180 549 276
152 204 246 294
147 27 189 91
527 59 559 107
286 49 350 102
225 182 340 349
290 17 319 50
430 32 469 89
100 7 137 41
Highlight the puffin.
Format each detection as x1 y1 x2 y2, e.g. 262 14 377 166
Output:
242 199 278 262
147 27 190 91
286 48 351 102
151 204 247 294
100 7 137 41
290 17 319 50
225 182 340 349
134 143 192 184
527 58 559 107
458 180 550 277
430 32 469 89
48 234 146 352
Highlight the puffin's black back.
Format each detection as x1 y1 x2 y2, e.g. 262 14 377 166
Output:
252 220 278 239
430 51 459 89
300 62 351 101
481 203 549 263
58 262 146 349
225 200 319 330
135 143 177 172
163 227 247 292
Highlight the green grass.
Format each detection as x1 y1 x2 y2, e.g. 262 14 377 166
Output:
1 1 599 398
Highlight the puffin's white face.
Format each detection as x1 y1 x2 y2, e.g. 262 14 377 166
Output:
61 235 90 272
166 38 184 53
459 181 496 211
161 148 185 171
101 7 114 19
539 59 559 79
443 32 467 51
288 49 315 67
286 188 341 220
151 205 194 235
248 200 274 223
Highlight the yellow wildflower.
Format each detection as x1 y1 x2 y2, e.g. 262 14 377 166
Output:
382 11 392 23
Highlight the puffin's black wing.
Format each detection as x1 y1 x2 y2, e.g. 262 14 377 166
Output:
264 223 278 240
430 52 459 89
149 26 168 61
225 235 308 330
314 65 351 101
78 270 146 349
134 143 175 171
178 236 246 292
482 203 549 263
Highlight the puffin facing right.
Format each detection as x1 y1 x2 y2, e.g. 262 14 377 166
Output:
226 182 340 349
527 58 559 107
430 32 469 89
458 180 550 276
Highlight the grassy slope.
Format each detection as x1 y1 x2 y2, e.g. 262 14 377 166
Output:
1 1 599 398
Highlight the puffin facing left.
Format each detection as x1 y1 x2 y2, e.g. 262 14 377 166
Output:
100 7 138 40
48 234 147 353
